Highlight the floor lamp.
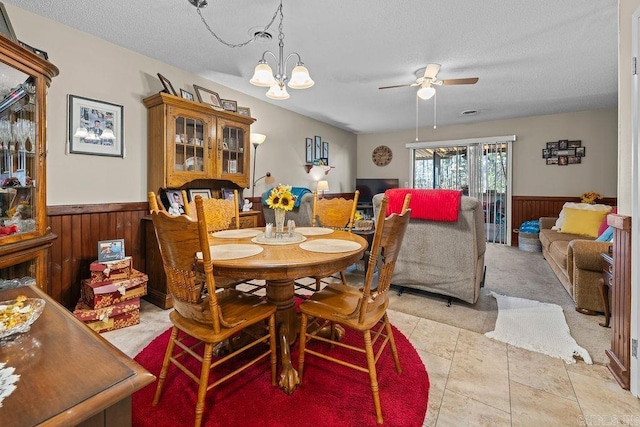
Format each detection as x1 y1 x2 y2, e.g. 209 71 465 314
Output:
251 133 274 199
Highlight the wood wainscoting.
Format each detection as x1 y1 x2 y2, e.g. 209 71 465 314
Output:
47 202 149 309
511 196 617 246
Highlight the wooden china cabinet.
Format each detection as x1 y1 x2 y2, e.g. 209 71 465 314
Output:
0 35 58 292
143 92 255 193
143 92 257 309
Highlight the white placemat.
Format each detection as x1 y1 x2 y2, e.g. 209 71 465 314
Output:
299 239 362 253
211 229 261 238
197 244 263 261
296 227 334 236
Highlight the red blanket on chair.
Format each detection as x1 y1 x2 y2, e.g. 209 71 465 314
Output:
385 188 462 221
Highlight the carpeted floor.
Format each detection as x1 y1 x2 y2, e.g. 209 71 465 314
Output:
347 243 610 365
132 324 429 427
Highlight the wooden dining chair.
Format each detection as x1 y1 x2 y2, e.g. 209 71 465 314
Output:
185 189 240 231
150 196 277 427
309 190 360 291
298 193 411 425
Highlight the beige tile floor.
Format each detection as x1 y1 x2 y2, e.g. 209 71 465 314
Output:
103 292 640 426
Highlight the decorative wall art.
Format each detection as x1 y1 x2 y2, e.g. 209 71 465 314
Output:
68 95 124 158
305 138 313 163
542 139 584 166
157 73 176 96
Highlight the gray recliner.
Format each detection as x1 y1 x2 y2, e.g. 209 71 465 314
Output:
262 192 314 226
373 193 486 304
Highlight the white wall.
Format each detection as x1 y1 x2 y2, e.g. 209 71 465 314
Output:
357 108 618 197
4 4 357 205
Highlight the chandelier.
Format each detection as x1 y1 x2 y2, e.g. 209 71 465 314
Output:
249 1 314 100
189 0 313 101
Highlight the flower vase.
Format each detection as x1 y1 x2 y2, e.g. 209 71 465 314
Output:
274 209 286 234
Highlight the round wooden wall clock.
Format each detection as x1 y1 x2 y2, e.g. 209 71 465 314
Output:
372 145 393 166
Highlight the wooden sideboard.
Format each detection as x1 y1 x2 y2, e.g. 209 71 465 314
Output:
0 285 154 426
606 214 631 390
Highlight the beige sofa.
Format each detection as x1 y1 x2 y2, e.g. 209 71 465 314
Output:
539 217 611 313
373 193 486 304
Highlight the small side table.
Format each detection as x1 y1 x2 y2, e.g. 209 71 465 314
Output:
598 251 613 328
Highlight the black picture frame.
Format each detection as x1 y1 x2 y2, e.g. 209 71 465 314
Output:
0 3 17 42
542 148 550 159
575 146 586 157
193 84 223 109
157 73 177 96
187 188 211 201
221 99 238 112
180 89 194 101
68 95 124 158
558 155 569 165
568 140 582 148
314 136 322 160
305 138 313 163
546 141 559 150
97 239 126 262
558 140 569 150
322 141 329 161
161 188 186 214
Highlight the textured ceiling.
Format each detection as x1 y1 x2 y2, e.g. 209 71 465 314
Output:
4 0 618 134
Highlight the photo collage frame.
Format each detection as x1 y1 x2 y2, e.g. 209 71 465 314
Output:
542 139 584 166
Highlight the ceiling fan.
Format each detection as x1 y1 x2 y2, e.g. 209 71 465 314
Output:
378 63 478 99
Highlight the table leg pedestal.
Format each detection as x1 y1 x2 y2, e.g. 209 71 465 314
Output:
266 278 300 394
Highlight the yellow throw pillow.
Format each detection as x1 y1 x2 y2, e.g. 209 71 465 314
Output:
560 208 609 238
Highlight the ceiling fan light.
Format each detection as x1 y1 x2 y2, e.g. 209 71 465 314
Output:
266 84 290 100
250 62 276 87
288 65 314 89
417 85 436 100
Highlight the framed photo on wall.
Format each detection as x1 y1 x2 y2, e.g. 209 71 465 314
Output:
305 138 313 163
314 136 322 160
322 141 329 163
68 95 124 158
180 89 194 101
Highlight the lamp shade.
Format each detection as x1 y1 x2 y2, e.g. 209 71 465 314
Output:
266 84 290 100
250 62 276 87
417 85 436 100
250 133 267 145
288 65 315 89
264 172 276 184
317 180 329 192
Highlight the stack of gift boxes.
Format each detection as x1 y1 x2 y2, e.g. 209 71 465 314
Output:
73 256 148 333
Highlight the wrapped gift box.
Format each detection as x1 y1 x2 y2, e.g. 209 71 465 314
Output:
84 309 140 333
82 270 148 309
73 297 141 322
89 257 133 283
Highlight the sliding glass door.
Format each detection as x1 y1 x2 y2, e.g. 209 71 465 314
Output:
407 136 514 244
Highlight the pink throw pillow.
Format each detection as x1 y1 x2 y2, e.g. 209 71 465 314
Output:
597 207 617 237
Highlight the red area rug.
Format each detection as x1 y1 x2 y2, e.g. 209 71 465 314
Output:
132 325 429 427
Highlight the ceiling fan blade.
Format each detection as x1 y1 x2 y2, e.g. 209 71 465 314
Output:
440 77 479 85
423 63 441 79
378 83 418 90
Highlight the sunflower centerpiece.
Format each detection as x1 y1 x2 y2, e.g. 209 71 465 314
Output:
266 184 296 233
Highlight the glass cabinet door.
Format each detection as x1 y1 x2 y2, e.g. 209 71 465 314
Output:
170 112 211 185
220 123 245 175
0 70 37 238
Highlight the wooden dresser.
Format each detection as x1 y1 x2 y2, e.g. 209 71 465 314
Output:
0 285 154 426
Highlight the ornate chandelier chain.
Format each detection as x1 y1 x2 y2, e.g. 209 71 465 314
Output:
193 0 282 49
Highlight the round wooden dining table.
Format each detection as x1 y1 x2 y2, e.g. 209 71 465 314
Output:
207 228 368 394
